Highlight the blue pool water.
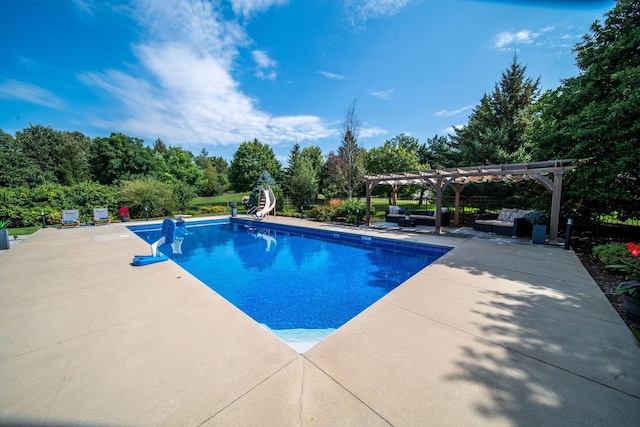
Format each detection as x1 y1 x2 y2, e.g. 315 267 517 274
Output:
129 219 449 349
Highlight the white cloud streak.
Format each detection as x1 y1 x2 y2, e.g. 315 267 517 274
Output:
492 26 579 53
318 71 345 80
368 89 394 100
360 125 387 139
78 0 335 148
0 79 66 109
435 105 473 117
229 0 289 18
345 0 415 25
493 30 536 49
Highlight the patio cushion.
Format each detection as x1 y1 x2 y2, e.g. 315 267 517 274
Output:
497 208 518 221
513 209 533 219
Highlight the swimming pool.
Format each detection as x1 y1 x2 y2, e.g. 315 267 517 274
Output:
129 218 450 351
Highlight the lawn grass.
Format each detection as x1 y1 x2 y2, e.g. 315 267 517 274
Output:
194 192 250 206
9 226 41 236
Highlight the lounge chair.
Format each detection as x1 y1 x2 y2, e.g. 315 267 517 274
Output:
61 210 81 228
93 208 111 226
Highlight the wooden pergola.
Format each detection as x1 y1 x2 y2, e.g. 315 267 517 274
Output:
363 159 576 244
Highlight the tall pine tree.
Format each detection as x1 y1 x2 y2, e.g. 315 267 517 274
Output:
452 55 540 166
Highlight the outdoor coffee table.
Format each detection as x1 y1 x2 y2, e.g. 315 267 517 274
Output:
397 218 416 227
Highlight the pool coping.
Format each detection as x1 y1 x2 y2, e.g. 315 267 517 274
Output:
1 215 639 425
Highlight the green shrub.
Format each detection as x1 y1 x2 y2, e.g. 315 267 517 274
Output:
68 181 119 218
309 205 338 222
119 178 176 218
337 199 366 223
278 211 303 218
201 205 227 214
170 181 197 211
593 243 635 266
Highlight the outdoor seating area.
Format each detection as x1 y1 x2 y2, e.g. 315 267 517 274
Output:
385 206 451 226
473 208 534 237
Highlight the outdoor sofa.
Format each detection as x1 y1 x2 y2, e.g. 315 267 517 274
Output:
473 208 533 237
385 206 451 226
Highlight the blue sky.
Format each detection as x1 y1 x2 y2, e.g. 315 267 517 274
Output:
0 0 615 163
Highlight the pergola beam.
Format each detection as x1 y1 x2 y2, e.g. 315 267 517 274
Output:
363 159 576 243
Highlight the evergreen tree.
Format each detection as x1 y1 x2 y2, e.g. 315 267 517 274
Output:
452 55 540 166
287 157 318 212
330 99 366 199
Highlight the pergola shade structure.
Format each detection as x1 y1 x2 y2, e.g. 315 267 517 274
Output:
363 159 576 244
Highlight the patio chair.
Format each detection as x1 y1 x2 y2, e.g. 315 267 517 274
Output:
61 210 81 228
93 208 111 226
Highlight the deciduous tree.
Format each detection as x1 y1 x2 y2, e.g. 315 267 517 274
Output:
530 0 640 221
89 133 155 185
228 139 282 192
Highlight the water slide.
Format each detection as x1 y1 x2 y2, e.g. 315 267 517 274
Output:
254 188 276 219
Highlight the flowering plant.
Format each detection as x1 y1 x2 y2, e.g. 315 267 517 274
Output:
118 207 130 218
610 243 640 299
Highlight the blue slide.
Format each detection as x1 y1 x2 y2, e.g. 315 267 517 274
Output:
133 219 176 266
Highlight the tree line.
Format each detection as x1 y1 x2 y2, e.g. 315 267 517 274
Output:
1 0 638 227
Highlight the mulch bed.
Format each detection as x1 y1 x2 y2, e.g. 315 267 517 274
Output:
570 231 639 335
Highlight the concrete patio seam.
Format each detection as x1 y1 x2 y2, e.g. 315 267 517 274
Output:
196 355 300 426
301 355 394 426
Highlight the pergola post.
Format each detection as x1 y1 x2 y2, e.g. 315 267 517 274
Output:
365 180 373 226
434 176 443 234
452 183 464 226
548 170 565 245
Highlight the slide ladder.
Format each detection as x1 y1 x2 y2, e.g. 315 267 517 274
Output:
248 188 276 220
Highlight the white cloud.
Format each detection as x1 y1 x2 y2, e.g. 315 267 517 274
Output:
368 89 394 100
0 79 66 109
255 69 277 80
229 0 289 18
71 0 96 16
252 50 277 68
493 30 536 50
442 124 465 135
345 0 415 25
492 26 582 53
360 125 387 139
318 71 345 80
252 50 277 80
79 0 335 147
435 105 473 117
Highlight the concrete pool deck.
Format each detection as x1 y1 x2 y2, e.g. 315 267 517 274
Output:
1 216 639 426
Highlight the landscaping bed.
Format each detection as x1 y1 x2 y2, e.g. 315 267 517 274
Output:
571 231 640 340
